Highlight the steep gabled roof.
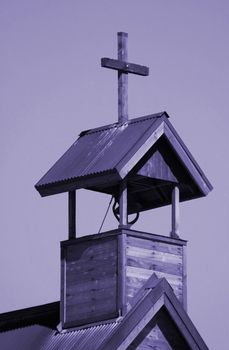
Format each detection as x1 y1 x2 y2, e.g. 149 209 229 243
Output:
98 275 209 350
35 113 212 208
0 276 209 350
35 113 166 196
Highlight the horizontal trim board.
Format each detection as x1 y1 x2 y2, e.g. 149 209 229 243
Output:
126 246 182 264
61 229 187 247
127 257 182 276
126 266 182 286
126 236 183 256
63 311 119 329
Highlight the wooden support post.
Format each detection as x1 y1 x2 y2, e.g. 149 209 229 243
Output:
118 233 127 316
68 191 76 239
182 245 188 311
118 32 128 123
171 186 180 238
119 179 128 227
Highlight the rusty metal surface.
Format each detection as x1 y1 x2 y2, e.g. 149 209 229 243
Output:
35 113 165 192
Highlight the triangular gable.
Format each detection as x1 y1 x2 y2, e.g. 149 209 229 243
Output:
137 149 178 183
136 324 173 350
117 117 212 197
98 276 209 350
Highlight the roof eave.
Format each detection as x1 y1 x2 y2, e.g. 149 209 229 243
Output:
164 118 213 194
35 170 121 197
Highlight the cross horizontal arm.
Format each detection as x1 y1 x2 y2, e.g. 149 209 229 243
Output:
101 57 149 76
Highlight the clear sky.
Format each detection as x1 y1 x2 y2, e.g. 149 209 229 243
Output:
1 1 229 348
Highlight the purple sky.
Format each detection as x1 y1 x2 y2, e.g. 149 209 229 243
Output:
1 1 229 348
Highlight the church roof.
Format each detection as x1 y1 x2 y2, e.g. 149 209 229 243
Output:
35 112 212 211
0 302 119 350
36 112 168 196
0 276 208 350
99 275 209 350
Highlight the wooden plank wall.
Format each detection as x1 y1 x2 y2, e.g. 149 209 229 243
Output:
126 235 184 305
63 236 118 326
137 149 178 183
135 324 173 350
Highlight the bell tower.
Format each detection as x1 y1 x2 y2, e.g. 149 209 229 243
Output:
35 33 212 331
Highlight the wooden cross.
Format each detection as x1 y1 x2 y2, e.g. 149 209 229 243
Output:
101 32 149 227
101 32 149 123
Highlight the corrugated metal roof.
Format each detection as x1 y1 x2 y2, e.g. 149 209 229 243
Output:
35 111 212 207
0 320 119 350
41 323 119 350
35 113 166 194
0 278 209 350
0 302 120 350
0 325 52 350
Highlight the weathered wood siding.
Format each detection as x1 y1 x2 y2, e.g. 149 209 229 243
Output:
137 149 178 183
62 236 118 327
126 235 184 304
60 229 187 328
135 324 173 350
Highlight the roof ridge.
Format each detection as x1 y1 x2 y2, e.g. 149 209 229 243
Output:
98 278 209 350
79 112 167 136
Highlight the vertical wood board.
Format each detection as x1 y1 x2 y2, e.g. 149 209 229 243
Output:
62 236 119 327
135 324 173 350
118 233 127 315
137 149 178 183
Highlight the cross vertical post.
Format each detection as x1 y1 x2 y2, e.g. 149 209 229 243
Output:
118 32 128 123
101 31 149 124
101 32 149 228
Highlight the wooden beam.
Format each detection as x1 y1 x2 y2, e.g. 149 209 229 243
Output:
119 179 128 227
60 245 67 328
118 120 165 178
171 186 180 238
182 245 188 312
164 123 211 196
101 58 149 76
118 32 128 123
68 191 76 239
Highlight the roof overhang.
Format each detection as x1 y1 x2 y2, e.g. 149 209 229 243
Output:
35 113 213 212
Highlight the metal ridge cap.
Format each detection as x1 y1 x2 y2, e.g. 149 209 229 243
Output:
79 112 168 137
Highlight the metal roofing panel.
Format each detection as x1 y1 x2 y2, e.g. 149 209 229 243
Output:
35 111 212 204
36 113 165 190
43 323 119 350
0 322 120 350
0 325 52 350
